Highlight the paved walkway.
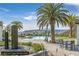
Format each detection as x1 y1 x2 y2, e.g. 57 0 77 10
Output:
31 41 79 56
43 42 79 56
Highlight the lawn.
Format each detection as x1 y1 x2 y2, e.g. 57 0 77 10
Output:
0 41 4 46
56 36 76 41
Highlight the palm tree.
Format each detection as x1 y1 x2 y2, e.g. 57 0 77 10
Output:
5 24 11 32
10 21 23 49
11 25 18 49
67 14 78 38
11 21 23 30
37 3 69 43
5 21 23 37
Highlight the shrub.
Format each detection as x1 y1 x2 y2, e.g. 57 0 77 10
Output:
19 42 44 52
20 42 32 46
32 43 44 52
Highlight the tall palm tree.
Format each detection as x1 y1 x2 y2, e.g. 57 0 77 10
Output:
5 24 10 32
37 3 69 43
11 21 23 30
11 21 23 48
67 14 78 38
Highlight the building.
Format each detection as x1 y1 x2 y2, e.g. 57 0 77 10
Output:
0 21 3 41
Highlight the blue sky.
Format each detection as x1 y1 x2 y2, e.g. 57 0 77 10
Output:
0 3 79 31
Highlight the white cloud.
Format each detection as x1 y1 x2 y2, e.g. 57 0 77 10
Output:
55 25 70 30
20 23 38 31
24 15 37 21
70 3 79 5
55 23 70 30
0 7 10 12
3 24 7 30
20 22 70 31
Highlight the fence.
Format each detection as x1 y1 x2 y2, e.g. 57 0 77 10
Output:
56 40 75 50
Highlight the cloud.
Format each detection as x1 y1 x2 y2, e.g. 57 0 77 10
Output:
0 7 10 12
55 25 70 30
20 23 38 31
24 15 37 21
3 24 7 30
70 3 79 5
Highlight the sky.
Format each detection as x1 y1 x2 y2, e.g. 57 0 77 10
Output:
0 3 79 31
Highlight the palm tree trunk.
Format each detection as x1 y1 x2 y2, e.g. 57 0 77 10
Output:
50 19 55 43
69 23 73 38
70 26 73 38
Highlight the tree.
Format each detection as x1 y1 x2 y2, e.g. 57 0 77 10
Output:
5 21 23 36
37 3 69 43
67 14 78 38
5 31 9 49
5 24 11 36
11 25 18 49
5 24 11 32
11 21 23 30
10 21 23 49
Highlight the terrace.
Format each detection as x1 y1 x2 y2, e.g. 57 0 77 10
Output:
0 3 79 56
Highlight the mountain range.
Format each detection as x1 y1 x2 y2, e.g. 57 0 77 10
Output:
19 29 69 35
